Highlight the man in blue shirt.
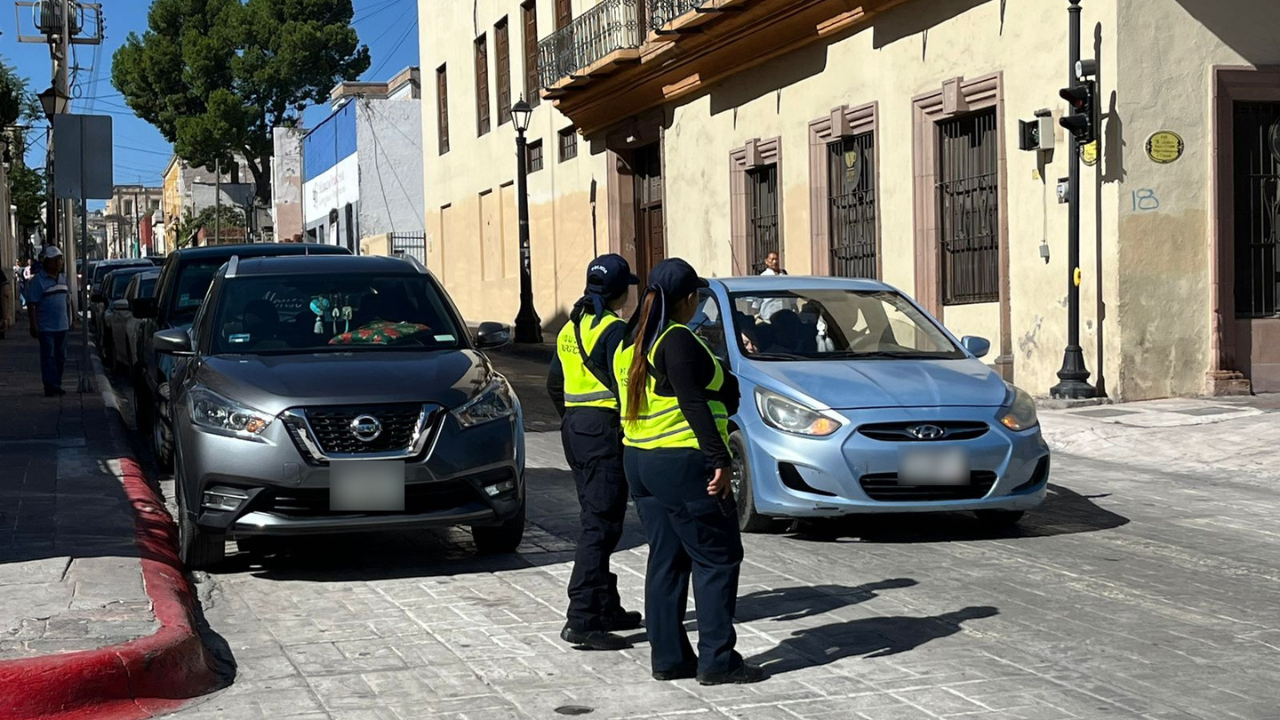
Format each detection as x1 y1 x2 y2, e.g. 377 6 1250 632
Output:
26 246 72 397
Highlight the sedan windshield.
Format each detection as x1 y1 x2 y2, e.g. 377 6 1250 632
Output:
727 289 964 361
210 274 465 355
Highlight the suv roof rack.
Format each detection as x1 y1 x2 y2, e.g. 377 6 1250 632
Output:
226 255 240 279
397 253 429 274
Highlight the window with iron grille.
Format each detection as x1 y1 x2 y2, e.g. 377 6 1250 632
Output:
436 65 450 155
937 109 999 305
1233 101 1280 318
559 126 578 162
522 1 540 107
747 164 779 274
555 0 572 29
527 140 544 172
495 18 512 125
827 132 877 278
474 34 490 136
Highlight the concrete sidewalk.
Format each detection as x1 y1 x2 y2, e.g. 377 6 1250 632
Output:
0 333 219 719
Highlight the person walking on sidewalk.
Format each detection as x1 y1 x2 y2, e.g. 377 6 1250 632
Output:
614 258 763 686
547 254 643 651
26 247 72 397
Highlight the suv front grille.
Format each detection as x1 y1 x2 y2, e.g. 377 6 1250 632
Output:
859 471 997 501
856 421 990 442
284 404 440 462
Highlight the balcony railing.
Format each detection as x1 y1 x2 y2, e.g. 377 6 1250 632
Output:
537 0 644 90
647 0 713 32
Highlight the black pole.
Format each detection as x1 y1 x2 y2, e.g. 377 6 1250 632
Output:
513 127 542 343
1051 0 1096 399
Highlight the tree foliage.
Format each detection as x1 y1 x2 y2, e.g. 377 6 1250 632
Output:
111 0 370 201
0 57 38 127
1 56 43 239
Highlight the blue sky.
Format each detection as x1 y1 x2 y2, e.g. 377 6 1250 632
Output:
2 0 419 207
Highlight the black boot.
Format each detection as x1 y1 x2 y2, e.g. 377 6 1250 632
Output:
560 624 632 651
697 662 766 686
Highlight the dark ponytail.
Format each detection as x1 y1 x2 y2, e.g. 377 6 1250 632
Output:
623 288 663 424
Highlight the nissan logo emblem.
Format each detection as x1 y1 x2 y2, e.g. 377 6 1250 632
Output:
350 414 383 443
907 424 945 440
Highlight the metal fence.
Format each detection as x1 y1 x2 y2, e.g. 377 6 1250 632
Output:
648 0 712 31
828 132 878 279
937 109 1000 305
537 0 643 90
1233 102 1280 318
390 232 427 266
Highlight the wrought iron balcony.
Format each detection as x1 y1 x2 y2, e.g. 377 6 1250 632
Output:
537 0 644 92
647 0 715 32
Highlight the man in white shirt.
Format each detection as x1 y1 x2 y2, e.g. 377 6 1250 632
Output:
756 252 791 321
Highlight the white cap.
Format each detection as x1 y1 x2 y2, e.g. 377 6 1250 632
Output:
40 246 63 260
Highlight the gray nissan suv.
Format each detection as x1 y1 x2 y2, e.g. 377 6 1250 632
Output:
158 254 525 568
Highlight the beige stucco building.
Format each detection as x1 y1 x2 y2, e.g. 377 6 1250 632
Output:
420 0 1280 400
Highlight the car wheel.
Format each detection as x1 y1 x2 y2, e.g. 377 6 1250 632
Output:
730 432 776 534
471 500 526 554
975 509 1025 527
176 448 225 569
152 397 174 472
101 331 115 372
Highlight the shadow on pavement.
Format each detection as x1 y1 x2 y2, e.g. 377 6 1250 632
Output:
735 579 919 623
750 606 1000 674
784 484 1129 544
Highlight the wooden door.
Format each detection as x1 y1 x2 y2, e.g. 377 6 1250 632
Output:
1231 101 1280 391
634 143 665 282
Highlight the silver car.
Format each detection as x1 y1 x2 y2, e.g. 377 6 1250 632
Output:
688 277 1050 532
158 254 525 568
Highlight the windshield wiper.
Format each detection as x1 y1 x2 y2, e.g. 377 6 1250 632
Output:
824 350 947 360
746 351 812 361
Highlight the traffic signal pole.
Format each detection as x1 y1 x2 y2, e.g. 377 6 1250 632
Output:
1050 0 1097 399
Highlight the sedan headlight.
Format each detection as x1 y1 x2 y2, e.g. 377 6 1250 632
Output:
997 383 1039 431
453 375 517 428
755 389 841 437
188 386 273 440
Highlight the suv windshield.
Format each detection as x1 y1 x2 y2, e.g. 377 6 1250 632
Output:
210 273 465 355
170 258 229 323
727 289 964 361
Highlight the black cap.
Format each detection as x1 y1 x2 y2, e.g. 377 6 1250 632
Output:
647 258 707 301
585 254 639 298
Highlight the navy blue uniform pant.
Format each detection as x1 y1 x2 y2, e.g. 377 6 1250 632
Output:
39 330 67 392
624 447 744 675
561 408 630 631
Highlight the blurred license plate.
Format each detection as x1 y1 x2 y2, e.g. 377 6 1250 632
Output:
330 460 405 511
898 447 969 485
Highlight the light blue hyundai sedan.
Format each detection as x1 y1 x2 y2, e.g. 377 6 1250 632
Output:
688 276 1050 533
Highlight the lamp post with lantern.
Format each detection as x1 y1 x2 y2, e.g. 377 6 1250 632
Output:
511 97 541 343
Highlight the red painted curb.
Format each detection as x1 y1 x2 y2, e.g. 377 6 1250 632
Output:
0 457 220 720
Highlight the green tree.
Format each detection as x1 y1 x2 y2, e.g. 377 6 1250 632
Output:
0 57 38 126
1 56 43 243
111 0 370 203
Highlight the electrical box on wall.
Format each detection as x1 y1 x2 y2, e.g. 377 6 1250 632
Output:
1018 110 1056 152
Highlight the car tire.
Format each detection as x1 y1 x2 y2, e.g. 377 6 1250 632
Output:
101 331 115 372
152 395 174 472
472 500 526 554
975 509 1025 527
176 450 225 570
730 432 776 534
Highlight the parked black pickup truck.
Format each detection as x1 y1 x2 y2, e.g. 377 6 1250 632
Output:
132 243 349 469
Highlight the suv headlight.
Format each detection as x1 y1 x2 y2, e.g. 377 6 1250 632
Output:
755 389 841 437
453 375 517 428
188 386 273 440
997 383 1039 431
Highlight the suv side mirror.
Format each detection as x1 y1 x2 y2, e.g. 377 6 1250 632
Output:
473 321 512 350
130 297 158 319
961 335 991 359
153 328 194 356
111 299 130 311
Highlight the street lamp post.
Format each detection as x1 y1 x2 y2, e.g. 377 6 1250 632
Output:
511 97 541 343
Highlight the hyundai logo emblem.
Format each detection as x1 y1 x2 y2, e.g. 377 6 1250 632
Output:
350 414 383 442
907 424 945 440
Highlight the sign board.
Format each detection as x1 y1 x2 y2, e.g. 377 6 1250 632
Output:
1080 140 1098 167
1145 131 1184 164
52 114 114 199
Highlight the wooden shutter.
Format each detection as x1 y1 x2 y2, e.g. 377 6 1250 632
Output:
522 1 540 106
474 34 490 136
555 0 571 30
436 65 450 155
495 18 511 125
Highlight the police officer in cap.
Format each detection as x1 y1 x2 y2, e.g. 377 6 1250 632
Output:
615 258 764 685
547 254 643 650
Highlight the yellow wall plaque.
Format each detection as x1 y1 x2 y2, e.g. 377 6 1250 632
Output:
1145 131 1184 164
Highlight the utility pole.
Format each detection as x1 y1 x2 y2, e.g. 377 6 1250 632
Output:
214 157 221 245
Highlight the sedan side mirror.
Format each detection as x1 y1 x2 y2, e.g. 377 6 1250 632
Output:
473 321 512 350
130 297 158 319
111 299 130 311
961 335 991 359
153 328 194 356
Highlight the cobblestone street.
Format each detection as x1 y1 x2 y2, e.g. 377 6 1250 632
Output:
148 352 1280 720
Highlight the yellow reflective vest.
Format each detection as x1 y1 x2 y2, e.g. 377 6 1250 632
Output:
556 311 624 410
614 323 730 451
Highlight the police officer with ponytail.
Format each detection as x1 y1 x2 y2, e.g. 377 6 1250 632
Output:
615 258 764 685
547 254 643 651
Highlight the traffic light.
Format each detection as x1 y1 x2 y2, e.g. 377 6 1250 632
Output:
1059 81 1096 144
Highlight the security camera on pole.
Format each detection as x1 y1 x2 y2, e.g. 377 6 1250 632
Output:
1050 0 1098 400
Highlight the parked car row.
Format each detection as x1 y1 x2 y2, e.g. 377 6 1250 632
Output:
103 243 526 569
